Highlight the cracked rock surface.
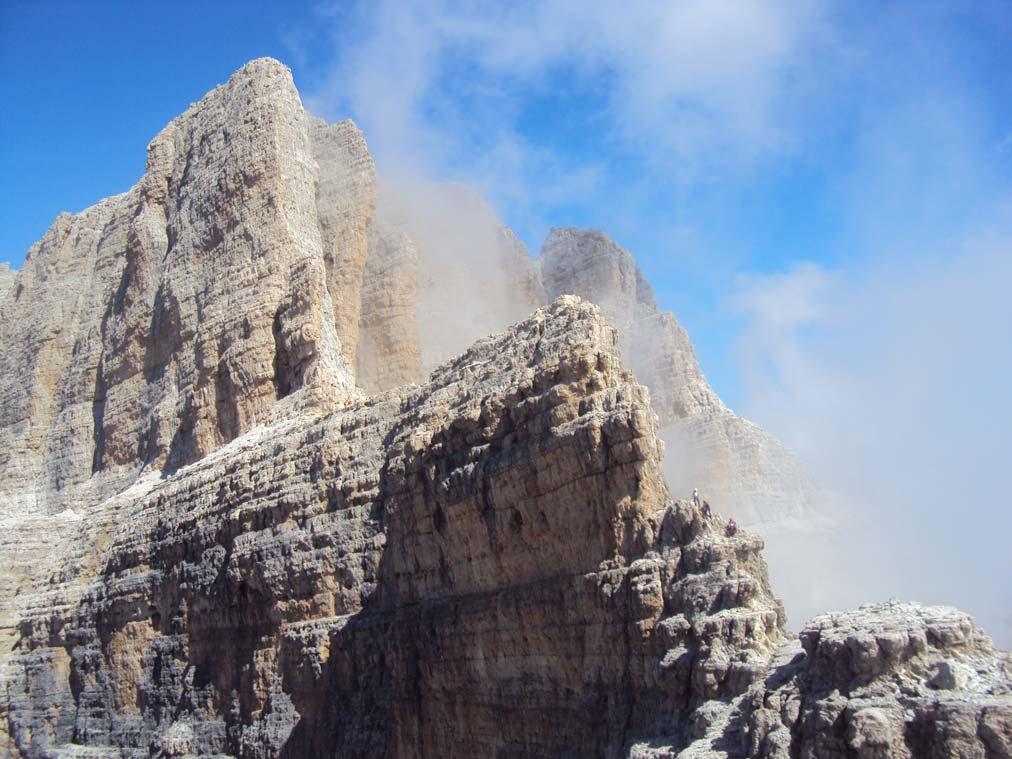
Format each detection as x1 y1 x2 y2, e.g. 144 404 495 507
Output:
1 58 1008 758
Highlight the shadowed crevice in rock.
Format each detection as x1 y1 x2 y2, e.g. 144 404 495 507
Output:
271 308 293 400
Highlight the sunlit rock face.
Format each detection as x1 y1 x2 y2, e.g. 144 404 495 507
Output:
0 58 363 519
0 263 15 302
1 58 1008 759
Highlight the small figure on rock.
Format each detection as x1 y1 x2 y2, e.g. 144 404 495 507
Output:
702 500 711 518
692 488 701 509
725 517 737 536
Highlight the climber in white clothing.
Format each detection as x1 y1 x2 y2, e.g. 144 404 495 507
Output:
692 488 701 509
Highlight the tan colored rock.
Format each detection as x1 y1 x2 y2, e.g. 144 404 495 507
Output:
355 213 421 392
540 227 724 422
374 181 543 377
0 58 360 524
310 117 377 371
2 298 784 757
2 57 1008 759
0 60 363 750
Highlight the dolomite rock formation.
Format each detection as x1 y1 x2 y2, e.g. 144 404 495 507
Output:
367 180 545 380
2 297 786 757
1 58 1009 759
310 116 377 372
354 204 810 525
538 229 810 526
0 58 365 522
355 216 421 393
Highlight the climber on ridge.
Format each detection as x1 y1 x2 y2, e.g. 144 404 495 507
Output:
726 517 738 537
692 488 701 509
702 500 711 518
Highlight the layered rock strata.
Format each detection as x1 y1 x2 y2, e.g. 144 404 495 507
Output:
2 298 785 757
537 229 811 526
0 262 15 302
2 58 1009 759
310 117 377 371
353 209 812 525
0 58 365 522
355 217 421 393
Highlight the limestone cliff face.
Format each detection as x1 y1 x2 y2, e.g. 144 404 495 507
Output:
2 58 1009 759
311 117 377 372
0 263 15 303
355 219 421 394
540 228 724 424
350 215 811 525
728 603 1012 759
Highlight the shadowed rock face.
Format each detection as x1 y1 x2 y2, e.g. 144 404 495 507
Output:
1 298 785 757
1 58 1008 759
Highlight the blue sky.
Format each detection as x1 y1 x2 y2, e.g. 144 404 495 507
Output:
3 1 1010 409
3 1 1012 638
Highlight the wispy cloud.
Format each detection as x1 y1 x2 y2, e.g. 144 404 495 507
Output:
297 0 1012 643
303 0 825 238
732 225 1012 643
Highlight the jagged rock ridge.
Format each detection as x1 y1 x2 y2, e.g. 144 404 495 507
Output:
1 58 1008 759
538 229 811 526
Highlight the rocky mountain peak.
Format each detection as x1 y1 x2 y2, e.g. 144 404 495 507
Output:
541 226 659 322
1 59 1008 759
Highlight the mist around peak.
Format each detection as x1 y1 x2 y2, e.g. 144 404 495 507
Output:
303 1 1012 647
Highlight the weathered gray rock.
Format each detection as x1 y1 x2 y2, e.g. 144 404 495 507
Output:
0 58 361 521
2 57 1008 759
0 262 16 303
724 602 1012 759
346 215 812 526
0 59 363 754
1 297 785 757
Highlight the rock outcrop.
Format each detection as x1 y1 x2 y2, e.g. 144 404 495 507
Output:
349 207 811 526
310 117 377 372
0 263 15 302
2 297 786 757
355 216 421 393
0 58 363 521
685 602 1011 758
1 58 1008 759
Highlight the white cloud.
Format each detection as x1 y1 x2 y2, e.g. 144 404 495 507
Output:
305 0 825 213
732 232 1012 643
